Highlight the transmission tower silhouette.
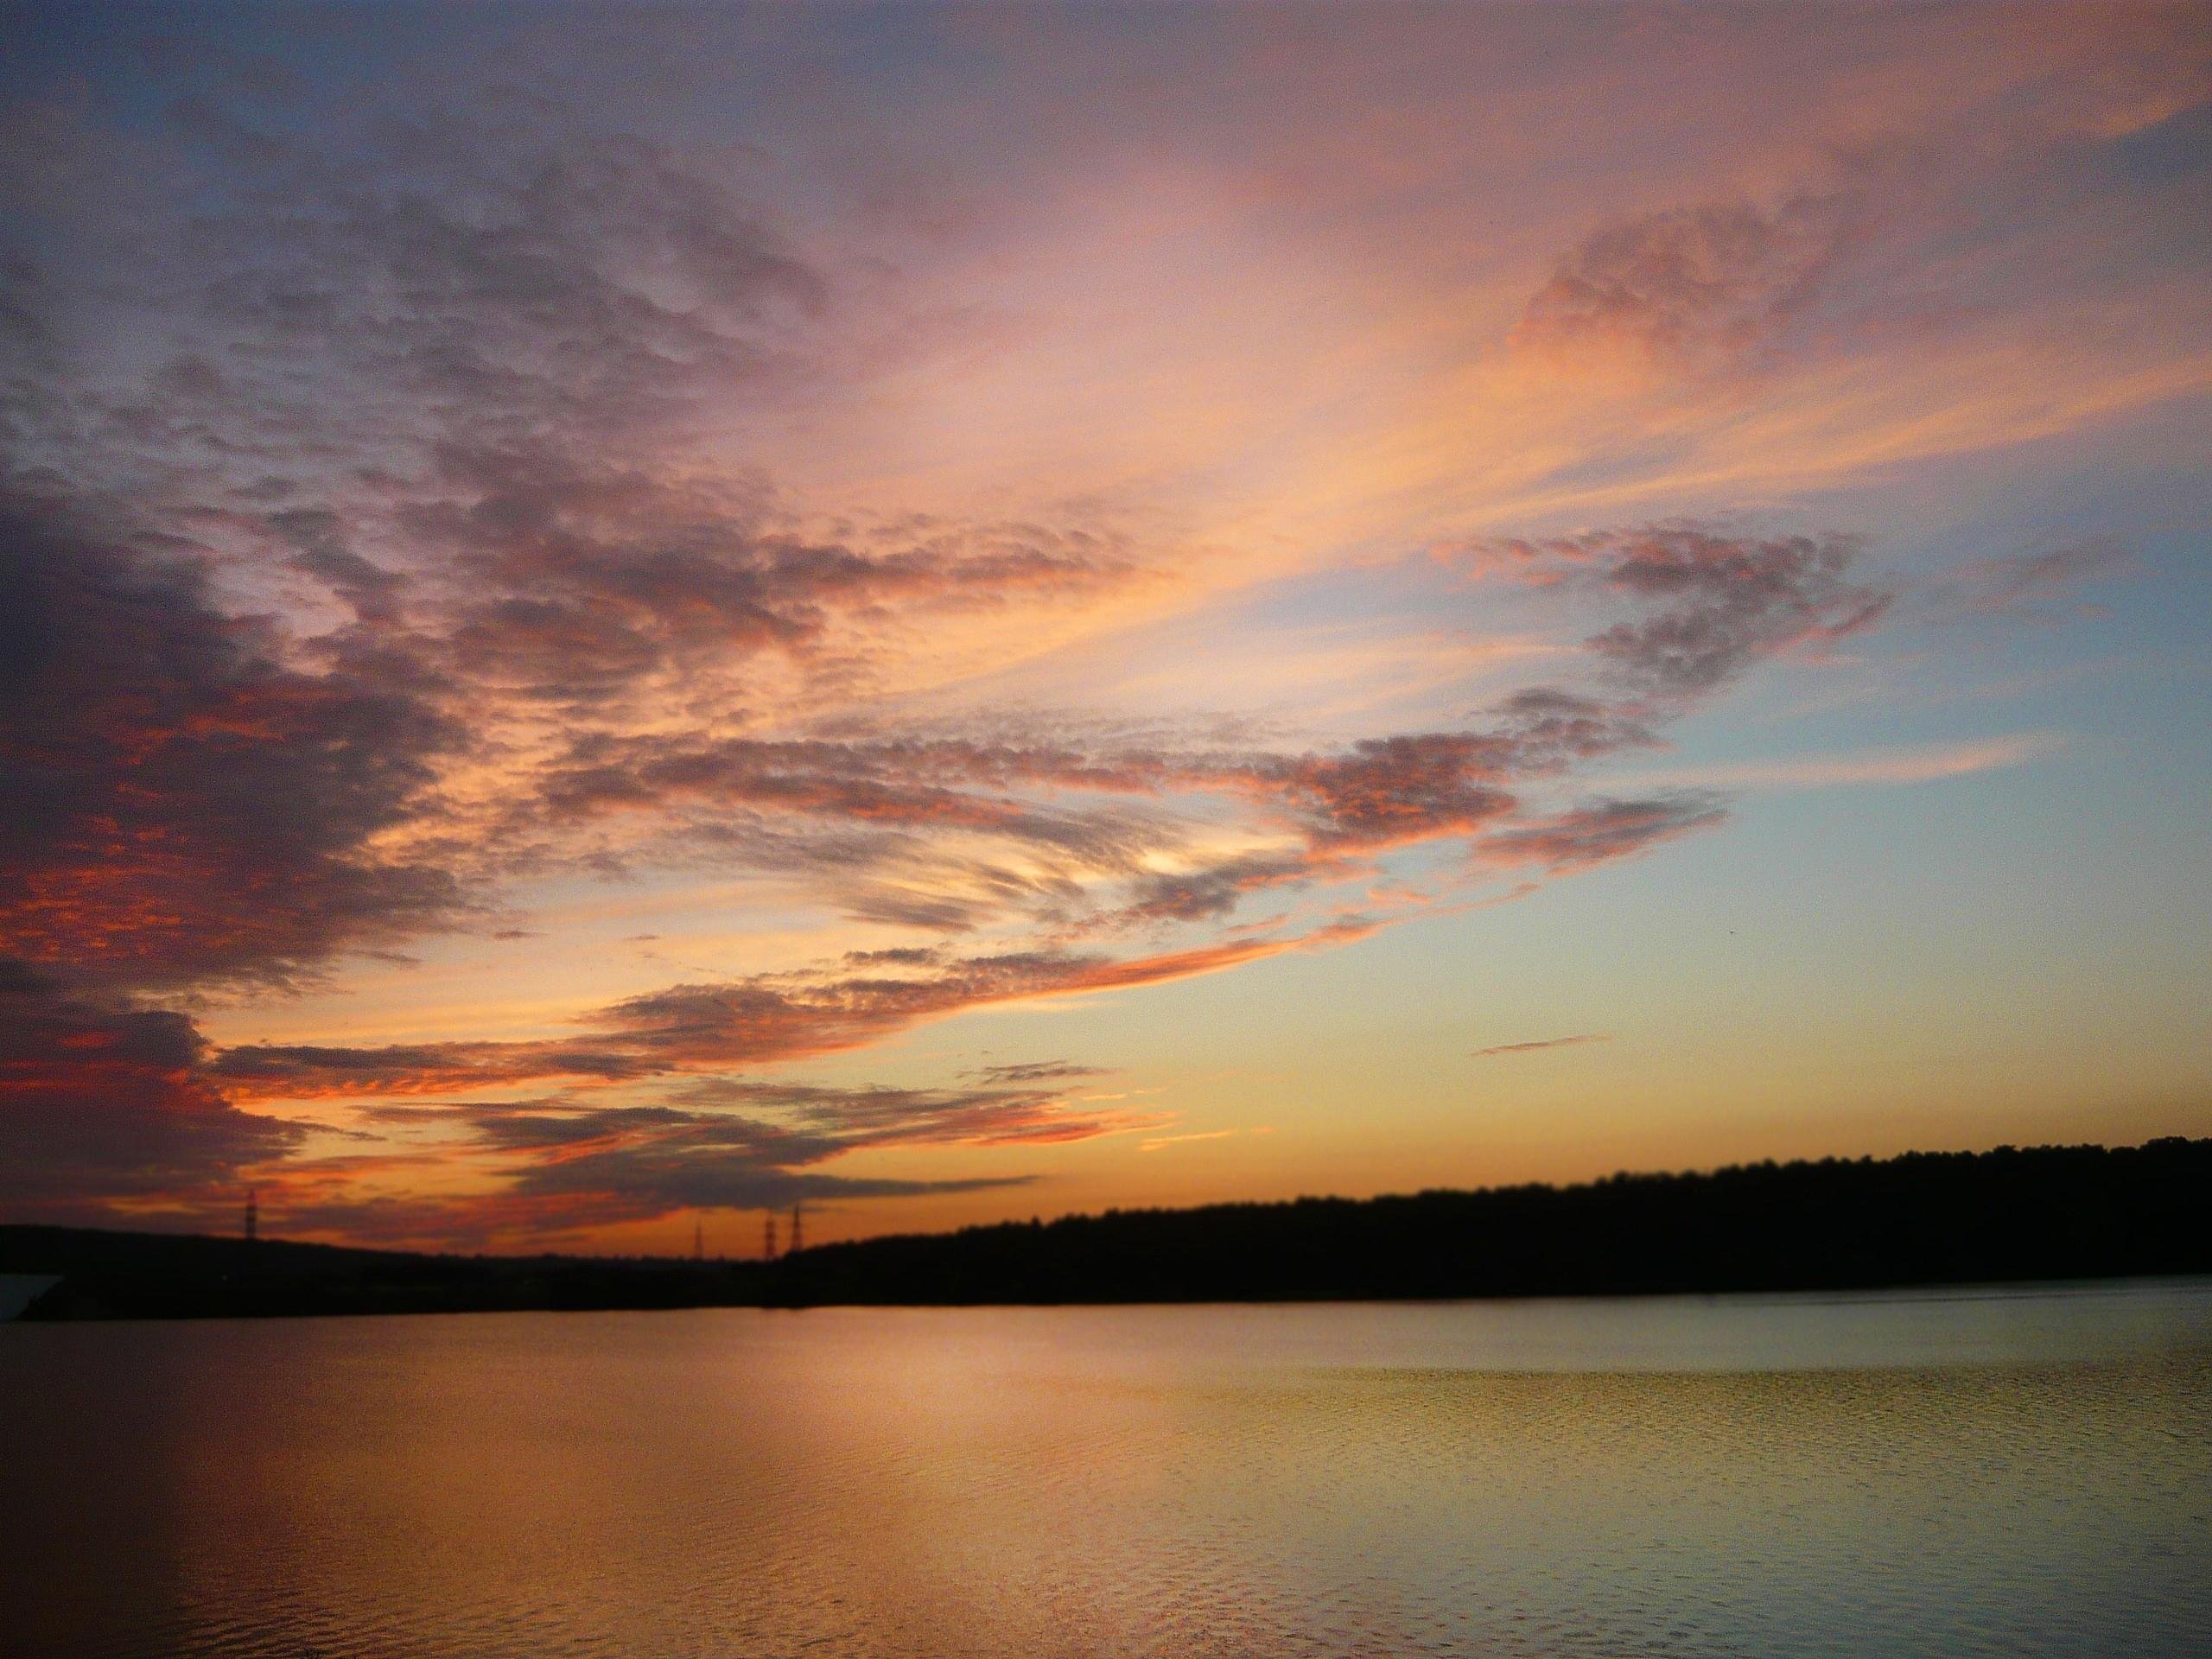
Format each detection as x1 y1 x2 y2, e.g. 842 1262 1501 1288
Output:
763 1210 779 1261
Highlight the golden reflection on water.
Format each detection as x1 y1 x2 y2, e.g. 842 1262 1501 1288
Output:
8 1286 2211 1657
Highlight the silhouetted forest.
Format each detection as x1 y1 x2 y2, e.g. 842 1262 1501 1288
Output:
5 1138 2206 1320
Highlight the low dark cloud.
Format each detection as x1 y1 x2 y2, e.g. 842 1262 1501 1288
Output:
472 1071 1129 1222
0 489 464 992
0 963 302 1217
276 1077 1113 1245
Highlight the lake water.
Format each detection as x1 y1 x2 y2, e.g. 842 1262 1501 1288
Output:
6 1282 2210 1657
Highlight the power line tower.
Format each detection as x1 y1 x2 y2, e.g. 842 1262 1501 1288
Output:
789 1201 804 1255
244 1188 258 1243
763 1210 779 1261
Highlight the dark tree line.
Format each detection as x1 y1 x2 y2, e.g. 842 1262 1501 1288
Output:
5 1137 2206 1320
764 1137 2212 1306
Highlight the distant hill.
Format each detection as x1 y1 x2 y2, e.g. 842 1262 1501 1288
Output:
5 1137 2207 1320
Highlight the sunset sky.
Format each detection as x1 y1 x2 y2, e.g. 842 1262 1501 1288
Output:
3 2 2207 1254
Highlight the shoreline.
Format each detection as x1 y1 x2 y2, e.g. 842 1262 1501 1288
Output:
9 1137 2208 1324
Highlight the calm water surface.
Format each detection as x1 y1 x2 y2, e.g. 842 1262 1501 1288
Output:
7 1282 2210 1657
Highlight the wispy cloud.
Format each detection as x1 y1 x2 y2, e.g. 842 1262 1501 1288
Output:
964 1060 1117 1086
1932 540 2137 622
1608 733 2064 792
1138 1128 1252 1154
1475 794 1729 873
1469 1034 1611 1059
210 925 1377 1103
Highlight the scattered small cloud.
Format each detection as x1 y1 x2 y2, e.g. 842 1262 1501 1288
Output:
965 1060 1116 1085
1941 538 2135 620
1137 1128 1250 1154
1516 190 1874 373
1470 1034 1611 1059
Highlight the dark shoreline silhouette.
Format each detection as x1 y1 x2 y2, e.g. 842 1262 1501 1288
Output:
5 1137 2206 1321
